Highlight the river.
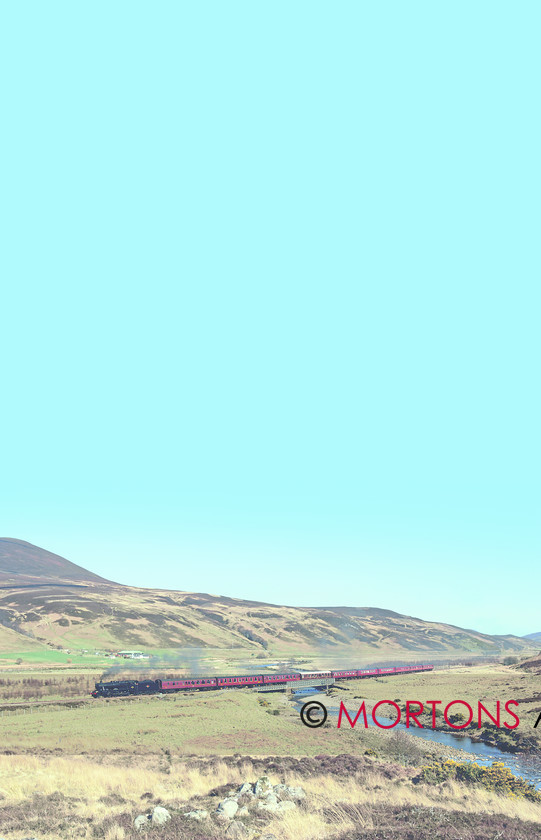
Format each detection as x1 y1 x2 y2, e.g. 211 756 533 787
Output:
293 691 541 790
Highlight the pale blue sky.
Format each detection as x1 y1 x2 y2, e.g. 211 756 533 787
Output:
1 3 539 636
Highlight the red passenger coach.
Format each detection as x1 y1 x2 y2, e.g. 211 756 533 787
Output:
217 674 263 688
331 669 358 679
263 672 301 684
301 671 332 680
161 677 217 690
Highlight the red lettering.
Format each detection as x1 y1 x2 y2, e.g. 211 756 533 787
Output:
477 701 500 727
444 701 473 729
504 700 520 730
337 701 368 729
426 700 441 727
406 700 424 728
372 700 401 728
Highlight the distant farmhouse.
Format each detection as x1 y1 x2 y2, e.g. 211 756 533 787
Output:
116 650 149 660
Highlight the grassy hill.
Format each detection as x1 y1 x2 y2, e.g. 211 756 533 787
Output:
0 538 113 586
523 631 541 644
0 539 533 657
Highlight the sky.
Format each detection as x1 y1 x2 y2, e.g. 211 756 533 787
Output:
1 3 539 637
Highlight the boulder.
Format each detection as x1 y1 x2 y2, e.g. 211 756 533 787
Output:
217 798 239 819
254 776 273 797
134 814 150 831
225 820 249 838
151 806 171 826
286 785 306 800
278 800 297 812
257 794 280 813
272 783 289 798
237 806 250 817
237 782 253 795
183 809 209 821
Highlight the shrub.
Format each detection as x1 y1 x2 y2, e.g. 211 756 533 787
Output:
414 760 541 802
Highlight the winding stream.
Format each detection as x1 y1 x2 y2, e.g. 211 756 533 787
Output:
293 692 541 790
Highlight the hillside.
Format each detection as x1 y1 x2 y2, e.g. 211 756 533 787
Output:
0 539 534 657
523 631 541 644
0 538 113 586
517 651 541 674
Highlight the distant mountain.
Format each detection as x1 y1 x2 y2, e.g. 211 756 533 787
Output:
0 538 113 586
523 631 541 644
0 539 535 657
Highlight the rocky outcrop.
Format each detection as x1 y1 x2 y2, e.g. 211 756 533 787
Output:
134 776 307 835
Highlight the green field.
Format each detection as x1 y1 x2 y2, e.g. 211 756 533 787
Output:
0 664 537 757
1 663 540 839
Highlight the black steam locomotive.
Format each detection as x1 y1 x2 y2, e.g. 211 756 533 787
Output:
92 679 162 698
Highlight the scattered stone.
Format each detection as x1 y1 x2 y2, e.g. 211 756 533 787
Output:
254 776 273 796
151 806 171 826
278 800 296 812
237 806 250 817
217 798 239 819
238 782 253 795
287 785 306 800
134 814 150 831
183 808 209 821
225 819 249 838
259 835 278 840
272 783 289 798
257 794 281 813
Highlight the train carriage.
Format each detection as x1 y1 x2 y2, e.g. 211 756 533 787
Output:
161 677 216 691
262 672 301 684
217 674 264 687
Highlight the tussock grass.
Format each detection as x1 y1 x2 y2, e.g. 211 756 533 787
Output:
1 754 540 840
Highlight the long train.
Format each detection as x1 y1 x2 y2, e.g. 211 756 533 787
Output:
91 664 434 698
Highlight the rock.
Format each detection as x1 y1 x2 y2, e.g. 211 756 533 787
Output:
257 793 280 813
238 782 253 795
286 785 306 800
259 835 278 840
254 776 273 797
237 806 249 817
217 798 239 819
272 783 289 798
151 806 171 826
225 820 249 838
278 800 296 812
183 809 209 821
134 814 150 831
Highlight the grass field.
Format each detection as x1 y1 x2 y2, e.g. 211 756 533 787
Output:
0 662 540 838
0 664 538 757
0 753 540 840
0 682 389 757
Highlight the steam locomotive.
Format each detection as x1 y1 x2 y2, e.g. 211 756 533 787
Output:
91 664 433 698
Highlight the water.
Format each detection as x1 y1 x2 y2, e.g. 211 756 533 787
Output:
294 692 541 790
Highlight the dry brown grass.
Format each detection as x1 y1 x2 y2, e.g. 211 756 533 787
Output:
0 754 540 840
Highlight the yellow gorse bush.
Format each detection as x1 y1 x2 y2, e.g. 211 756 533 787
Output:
416 760 541 802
